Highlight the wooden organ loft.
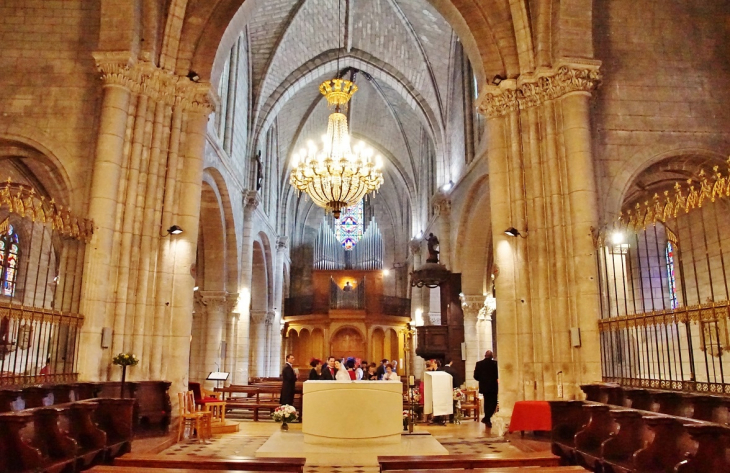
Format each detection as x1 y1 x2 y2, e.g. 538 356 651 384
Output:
283 207 410 373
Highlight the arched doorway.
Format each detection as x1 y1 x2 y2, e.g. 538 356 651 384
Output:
331 327 364 360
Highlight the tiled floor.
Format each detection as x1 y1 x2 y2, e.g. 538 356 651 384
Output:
161 419 549 473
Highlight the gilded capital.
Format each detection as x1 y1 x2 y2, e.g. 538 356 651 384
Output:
477 61 602 118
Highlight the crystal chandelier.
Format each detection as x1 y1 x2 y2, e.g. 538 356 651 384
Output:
289 78 384 219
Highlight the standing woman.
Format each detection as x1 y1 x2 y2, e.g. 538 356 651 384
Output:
309 358 322 380
334 360 351 381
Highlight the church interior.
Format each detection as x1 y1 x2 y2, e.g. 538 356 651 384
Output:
1 0 730 471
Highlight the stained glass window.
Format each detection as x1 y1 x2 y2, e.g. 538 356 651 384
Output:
0 219 19 297
665 241 678 309
334 200 363 251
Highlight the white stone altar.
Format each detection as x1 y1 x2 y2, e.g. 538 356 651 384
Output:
302 380 402 444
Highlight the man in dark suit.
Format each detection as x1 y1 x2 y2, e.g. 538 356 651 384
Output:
442 359 462 388
376 359 389 380
280 354 296 406
320 356 336 380
473 350 498 427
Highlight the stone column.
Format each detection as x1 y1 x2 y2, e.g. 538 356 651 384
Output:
460 294 483 388
264 310 275 376
409 239 426 380
249 310 267 378
199 291 227 388
223 295 239 385
79 52 135 380
433 194 452 269
234 190 261 384
560 90 603 395
269 235 288 375
476 61 603 418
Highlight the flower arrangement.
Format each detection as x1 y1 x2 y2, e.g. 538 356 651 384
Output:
452 388 465 401
408 388 421 403
112 353 139 366
452 388 465 424
402 409 410 419
271 404 298 424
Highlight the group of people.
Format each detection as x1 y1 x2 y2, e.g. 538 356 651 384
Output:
279 350 499 428
308 357 400 381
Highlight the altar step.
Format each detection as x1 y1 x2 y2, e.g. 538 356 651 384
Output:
210 419 240 434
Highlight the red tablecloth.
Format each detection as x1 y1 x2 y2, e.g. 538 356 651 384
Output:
508 400 552 433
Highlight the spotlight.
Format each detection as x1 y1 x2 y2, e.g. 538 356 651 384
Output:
442 181 453 192
383 269 390 276
611 231 625 245
504 227 521 237
492 75 504 85
167 225 183 235
193 286 199 291
187 71 200 83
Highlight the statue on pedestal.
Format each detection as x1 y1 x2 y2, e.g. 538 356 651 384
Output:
426 233 440 264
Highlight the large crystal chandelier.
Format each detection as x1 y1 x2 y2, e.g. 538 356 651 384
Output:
289 78 384 218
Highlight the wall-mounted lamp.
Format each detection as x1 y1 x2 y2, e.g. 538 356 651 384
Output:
492 75 504 85
193 286 199 291
383 269 390 276
610 231 625 245
187 71 200 83
166 225 183 236
504 227 527 238
442 181 453 192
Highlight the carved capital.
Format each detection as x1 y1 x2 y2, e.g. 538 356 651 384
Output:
226 293 240 314
198 290 228 313
251 310 267 325
432 193 451 218
409 238 422 256
92 53 216 113
477 62 602 118
276 235 289 252
460 294 485 319
244 190 261 212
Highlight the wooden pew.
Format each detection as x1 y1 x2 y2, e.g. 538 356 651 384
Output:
0 412 45 472
599 410 647 473
650 390 686 417
378 468 586 473
377 453 562 471
622 387 653 411
67 401 108 469
684 394 723 422
632 416 691 473
550 400 589 463
30 407 78 473
215 385 301 421
674 423 730 472
114 454 306 473
573 404 616 471
91 398 135 459
91 467 299 473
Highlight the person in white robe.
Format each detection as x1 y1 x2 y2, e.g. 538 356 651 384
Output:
334 359 351 381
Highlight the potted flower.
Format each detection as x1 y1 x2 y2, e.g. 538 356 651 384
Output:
112 353 139 399
402 410 410 431
271 404 298 431
452 388 465 424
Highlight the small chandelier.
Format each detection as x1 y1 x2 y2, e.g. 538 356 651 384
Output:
289 78 384 219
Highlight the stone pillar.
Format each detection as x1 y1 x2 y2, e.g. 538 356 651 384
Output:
224 295 239 385
234 190 261 384
409 239 425 380
560 90 603 395
264 310 275 376
476 61 603 418
249 310 267 378
199 291 227 388
433 194 452 269
79 52 134 380
460 294 483 388
269 235 288 375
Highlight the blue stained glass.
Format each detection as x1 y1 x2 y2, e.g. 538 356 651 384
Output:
665 241 678 309
334 200 363 251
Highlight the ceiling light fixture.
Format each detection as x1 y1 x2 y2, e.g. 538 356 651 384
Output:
166 225 183 235
504 227 522 238
288 0 384 219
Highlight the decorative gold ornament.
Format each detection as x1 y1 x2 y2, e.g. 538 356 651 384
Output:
289 79 384 218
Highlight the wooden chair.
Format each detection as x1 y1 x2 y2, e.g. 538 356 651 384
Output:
459 388 480 421
176 392 212 443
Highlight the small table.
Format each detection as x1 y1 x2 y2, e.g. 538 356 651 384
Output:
202 400 226 424
508 400 552 434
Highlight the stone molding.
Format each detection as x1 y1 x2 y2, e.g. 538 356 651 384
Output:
409 238 421 256
92 52 216 113
460 294 485 319
276 235 289 252
198 290 229 313
250 310 268 324
432 193 451 218
244 190 261 211
476 61 602 118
